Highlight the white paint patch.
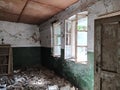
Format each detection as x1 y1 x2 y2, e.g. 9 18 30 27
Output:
0 21 40 47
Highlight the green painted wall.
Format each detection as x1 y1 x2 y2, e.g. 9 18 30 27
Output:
41 47 94 90
12 46 94 89
12 47 41 69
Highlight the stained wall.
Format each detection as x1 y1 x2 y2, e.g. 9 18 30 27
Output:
0 21 41 68
39 0 120 90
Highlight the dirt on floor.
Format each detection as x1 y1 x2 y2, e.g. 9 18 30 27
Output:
0 67 77 90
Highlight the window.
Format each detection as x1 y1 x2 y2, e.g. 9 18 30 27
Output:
65 11 88 64
52 22 61 57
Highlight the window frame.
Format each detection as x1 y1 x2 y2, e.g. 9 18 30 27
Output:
52 21 61 57
65 12 88 63
65 20 76 61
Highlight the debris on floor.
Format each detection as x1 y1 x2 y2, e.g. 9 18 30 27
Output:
0 67 77 90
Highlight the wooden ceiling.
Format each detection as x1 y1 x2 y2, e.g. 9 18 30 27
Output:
0 0 78 24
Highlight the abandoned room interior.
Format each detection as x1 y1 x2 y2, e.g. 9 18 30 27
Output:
0 0 120 90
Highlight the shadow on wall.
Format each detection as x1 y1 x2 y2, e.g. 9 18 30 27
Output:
13 47 41 69
41 47 94 90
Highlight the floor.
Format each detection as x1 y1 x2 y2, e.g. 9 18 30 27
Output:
0 67 77 90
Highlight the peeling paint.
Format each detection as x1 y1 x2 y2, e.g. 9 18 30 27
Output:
31 32 40 43
0 21 40 47
39 0 120 90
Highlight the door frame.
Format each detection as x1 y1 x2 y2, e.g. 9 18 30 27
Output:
94 14 120 90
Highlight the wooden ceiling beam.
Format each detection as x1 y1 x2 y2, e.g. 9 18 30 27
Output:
17 0 29 22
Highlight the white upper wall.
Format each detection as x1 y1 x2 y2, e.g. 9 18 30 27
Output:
0 21 40 47
39 0 120 52
39 0 97 50
88 0 120 52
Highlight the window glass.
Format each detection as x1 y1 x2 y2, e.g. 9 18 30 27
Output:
77 17 87 31
77 32 87 46
54 46 61 56
77 47 87 62
52 22 61 57
65 46 72 59
54 24 61 35
54 36 61 45
66 34 71 45
67 22 72 33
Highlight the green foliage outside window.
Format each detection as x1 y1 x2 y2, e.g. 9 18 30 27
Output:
77 25 87 31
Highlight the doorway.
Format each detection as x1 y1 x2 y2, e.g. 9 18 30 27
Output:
94 15 120 90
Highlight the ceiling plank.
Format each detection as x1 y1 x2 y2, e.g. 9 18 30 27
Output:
0 9 18 16
19 1 62 24
0 11 19 22
31 0 78 9
0 0 27 14
0 0 78 24
17 0 29 22
31 0 64 10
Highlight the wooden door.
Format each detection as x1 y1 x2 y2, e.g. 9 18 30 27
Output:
94 15 120 90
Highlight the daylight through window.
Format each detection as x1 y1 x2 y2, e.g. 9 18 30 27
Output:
65 11 88 64
52 22 61 57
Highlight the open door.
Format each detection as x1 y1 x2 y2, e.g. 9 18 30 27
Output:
94 15 120 90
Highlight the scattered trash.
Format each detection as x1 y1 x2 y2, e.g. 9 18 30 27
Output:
47 85 59 90
60 85 70 90
0 67 77 90
0 84 6 90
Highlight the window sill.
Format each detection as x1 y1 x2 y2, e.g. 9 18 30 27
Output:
65 58 88 64
76 61 87 64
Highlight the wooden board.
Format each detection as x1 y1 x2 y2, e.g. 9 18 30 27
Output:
0 44 13 75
